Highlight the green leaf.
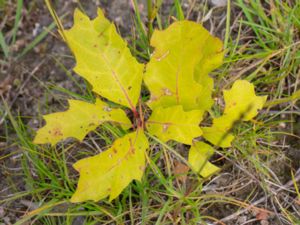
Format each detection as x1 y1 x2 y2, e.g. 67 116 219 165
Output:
144 20 223 111
64 8 144 109
146 105 203 145
203 80 267 147
34 99 131 145
188 141 220 178
71 130 148 202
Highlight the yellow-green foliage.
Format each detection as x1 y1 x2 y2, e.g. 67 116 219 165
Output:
202 80 267 147
34 8 267 202
71 131 148 202
188 141 220 178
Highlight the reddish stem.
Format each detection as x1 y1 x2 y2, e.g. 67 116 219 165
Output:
132 107 139 119
138 98 144 129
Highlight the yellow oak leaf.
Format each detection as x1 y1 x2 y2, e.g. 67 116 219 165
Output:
202 114 235 148
34 99 131 145
63 8 144 109
203 80 267 147
71 130 148 202
146 105 203 145
193 33 223 83
188 141 220 178
144 20 223 111
223 80 267 121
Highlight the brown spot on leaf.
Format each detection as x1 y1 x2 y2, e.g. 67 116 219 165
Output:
129 147 135 154
163 124 169 133
162 88 172 96
52 127 63 137
98 31 104 37
103 106 112 112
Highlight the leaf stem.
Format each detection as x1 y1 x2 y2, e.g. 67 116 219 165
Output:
132 107 139 119
138 97 144 129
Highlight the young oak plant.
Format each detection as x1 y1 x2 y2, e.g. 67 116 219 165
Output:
34 8 267 202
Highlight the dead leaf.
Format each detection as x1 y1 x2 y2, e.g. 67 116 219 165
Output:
253 208 270 221
174 161 189 183
0 76 13 95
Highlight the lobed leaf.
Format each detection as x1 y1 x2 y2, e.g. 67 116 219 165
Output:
202 114 235 148
71 130 148 202
63 8 144 109
146 105 203 145
203 80 267 147
34 99 131 145
34 6 272 202
223 80 267 120
188 141 220 178
144 20 223 111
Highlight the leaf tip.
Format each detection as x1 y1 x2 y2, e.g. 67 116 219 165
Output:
73 8 87 22
96 7 105 18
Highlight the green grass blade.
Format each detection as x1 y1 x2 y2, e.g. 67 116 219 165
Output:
224 0 231 50
11 0 23 44
17 21 56 59
0 31 9 58
147 0 154 39
174 0 184 20
265 90 300 107
236 0 269 50
131 0 149 51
